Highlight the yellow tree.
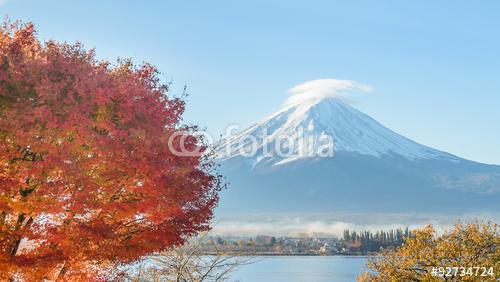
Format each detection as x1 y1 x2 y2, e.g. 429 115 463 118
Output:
358 222 499 282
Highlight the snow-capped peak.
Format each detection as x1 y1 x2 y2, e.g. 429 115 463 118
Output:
216 97 451 167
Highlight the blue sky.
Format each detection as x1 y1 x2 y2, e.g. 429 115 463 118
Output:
2 0 499 164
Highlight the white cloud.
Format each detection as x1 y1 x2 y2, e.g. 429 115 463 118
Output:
285 78 373 107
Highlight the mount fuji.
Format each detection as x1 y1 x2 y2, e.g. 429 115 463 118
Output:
214 97 500 215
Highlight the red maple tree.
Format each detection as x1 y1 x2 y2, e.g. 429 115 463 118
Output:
0 20 222 280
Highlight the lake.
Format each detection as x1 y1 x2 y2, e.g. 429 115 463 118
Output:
230 256 368 282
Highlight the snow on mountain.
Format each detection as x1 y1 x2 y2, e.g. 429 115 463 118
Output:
216 97 454 168
213 95 500 215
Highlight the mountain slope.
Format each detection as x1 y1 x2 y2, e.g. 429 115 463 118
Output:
215 98 500 214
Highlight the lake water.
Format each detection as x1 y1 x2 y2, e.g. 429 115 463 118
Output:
230 256 368 282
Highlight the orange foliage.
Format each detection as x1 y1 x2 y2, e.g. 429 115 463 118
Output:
0 20 222 280
358 222 499 281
